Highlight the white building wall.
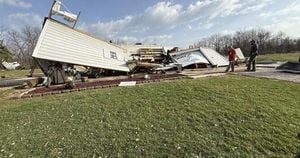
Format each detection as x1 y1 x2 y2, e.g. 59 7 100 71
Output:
32 20 129 72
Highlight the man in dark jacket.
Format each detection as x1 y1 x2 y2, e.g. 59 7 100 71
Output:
247 40 258 71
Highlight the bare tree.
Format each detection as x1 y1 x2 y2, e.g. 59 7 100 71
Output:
257 29 271 54
0 25 7 46
21 26 41 65
296 39 300 51
194 28 299 56
6 26 41 68
6 30 26 62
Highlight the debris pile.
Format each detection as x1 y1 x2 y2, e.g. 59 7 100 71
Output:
1 61 20 70
1 0 249 96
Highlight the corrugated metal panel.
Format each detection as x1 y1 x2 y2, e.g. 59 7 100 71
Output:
32 19 129 72
172 50 209 67
199 48 229 66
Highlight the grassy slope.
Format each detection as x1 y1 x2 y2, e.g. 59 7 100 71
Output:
0 88 14 101
0 76 299 157
257 52 300 62
0 69 42 79
0 70 30 78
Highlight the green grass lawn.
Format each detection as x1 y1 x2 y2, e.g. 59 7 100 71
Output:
257 52 300 62
0 76 299 157
0 88 14 102
0 69 42 79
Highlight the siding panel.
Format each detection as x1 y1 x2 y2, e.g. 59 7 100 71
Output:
32 20 129 72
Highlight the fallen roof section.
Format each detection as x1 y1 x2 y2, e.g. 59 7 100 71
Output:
172 47 228 67
171 48 209 67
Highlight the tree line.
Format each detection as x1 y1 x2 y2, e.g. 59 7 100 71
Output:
1 26 300 69
194 28 300 56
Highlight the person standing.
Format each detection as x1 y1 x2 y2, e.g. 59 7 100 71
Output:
225 46 236 72
247 40 258 71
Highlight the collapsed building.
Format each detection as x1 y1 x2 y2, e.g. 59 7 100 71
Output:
32 0 240 86
33 19 130 85
32 19 233 86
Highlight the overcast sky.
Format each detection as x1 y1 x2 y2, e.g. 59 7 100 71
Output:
0 0 300 47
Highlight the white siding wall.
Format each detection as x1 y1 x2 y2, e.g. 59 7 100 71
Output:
32 20 129 72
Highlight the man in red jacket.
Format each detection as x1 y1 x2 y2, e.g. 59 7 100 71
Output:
225 46 236 72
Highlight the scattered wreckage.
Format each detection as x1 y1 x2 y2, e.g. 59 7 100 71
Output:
29 0 238 87
2 0 298 95
32 19 232 87
0 0 239 90
0 0 246 90
125 45 182 73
